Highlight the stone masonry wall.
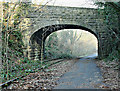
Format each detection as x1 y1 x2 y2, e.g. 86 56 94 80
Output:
20 5 119 60
20 5 108 60
1 3 119 60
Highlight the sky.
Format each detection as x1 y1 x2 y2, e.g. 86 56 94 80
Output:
0 0 97 8
0 0 119 8
32 0 96 8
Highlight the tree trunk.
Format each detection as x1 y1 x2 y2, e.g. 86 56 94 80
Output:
0 2 3 85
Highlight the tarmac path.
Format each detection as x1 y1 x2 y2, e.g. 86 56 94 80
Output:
54 54 106 89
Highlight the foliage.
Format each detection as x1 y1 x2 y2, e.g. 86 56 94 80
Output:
96 2 120 61
57 53 73 59
103 3 120 61
44 32 60 59
104 49 120 62
1 57 44 83
46 32 58 48
8 31 24 56
1 2 31 83
45 30 84 59
2 2 29 58
45 28 98 59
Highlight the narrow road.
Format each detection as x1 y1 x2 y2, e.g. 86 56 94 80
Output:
54 54 106 89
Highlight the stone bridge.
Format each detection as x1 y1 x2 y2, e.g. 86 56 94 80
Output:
20 5 119 60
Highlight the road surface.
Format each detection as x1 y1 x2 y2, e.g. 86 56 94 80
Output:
54 54 106 89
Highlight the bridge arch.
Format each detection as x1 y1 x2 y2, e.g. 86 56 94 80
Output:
29 24 99 60
20 5 118 60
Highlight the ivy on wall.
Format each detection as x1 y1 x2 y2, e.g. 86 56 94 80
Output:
96 2 120 61
1 2 31 83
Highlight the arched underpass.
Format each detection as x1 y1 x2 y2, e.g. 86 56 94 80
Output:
29 24 99 60
29 24 106 89
45 29 98 59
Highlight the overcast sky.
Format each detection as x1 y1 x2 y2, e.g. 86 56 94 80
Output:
2 0 119 8
0 0 97 8
32 0 96 8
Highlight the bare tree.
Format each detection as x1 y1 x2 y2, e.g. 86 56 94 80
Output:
58 30 82 55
